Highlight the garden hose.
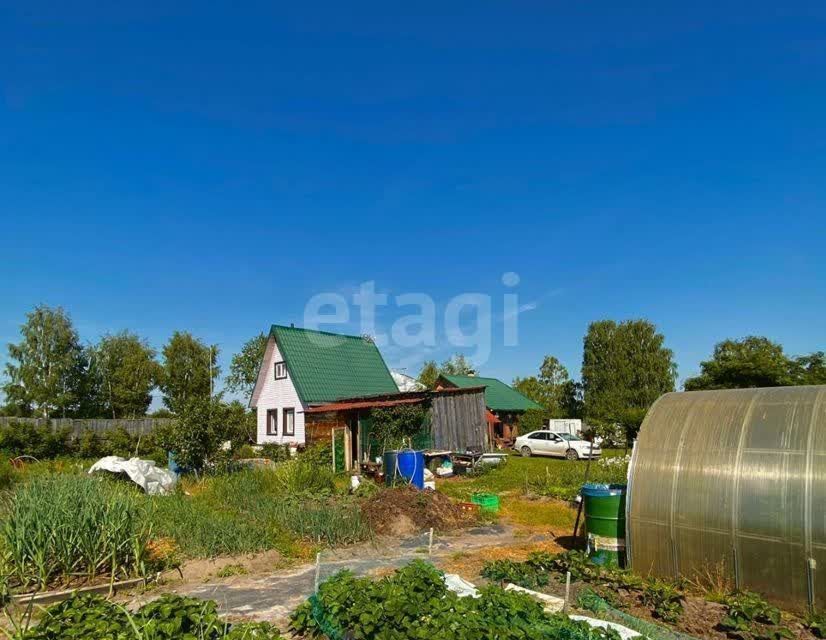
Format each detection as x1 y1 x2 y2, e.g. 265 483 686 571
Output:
393 448 419 487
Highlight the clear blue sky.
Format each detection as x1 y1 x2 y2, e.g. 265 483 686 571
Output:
2 1 825 403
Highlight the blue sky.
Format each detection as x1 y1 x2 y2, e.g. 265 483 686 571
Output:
1 1 825 404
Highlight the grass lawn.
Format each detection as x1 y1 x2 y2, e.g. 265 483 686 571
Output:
436 449 629 502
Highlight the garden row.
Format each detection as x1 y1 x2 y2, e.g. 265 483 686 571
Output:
0 454 367 597
6 561 627 640
481 550 825 640
8 593 282 639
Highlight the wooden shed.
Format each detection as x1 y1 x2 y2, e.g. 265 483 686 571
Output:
304 386 488 470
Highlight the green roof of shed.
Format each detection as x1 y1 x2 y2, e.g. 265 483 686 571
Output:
270 325 398 404
438 374 542 412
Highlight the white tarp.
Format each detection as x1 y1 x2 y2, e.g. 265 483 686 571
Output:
570 615 641 640
443 573 480 598
441 575 641 639
504 584 642 639
88 456 177 495
505 583 565 612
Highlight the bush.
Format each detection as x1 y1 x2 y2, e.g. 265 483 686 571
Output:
75 429 104 458
369 404 429 453
297 441 333 469
260 442 291 463
234 444 258 459
153 397 228 471
0 421 73 459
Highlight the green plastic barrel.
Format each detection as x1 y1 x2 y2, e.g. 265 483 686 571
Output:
581 483 626 567
383 450 398 486
471 493 500 513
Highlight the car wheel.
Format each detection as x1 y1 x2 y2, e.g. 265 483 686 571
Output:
566 448 579 461
520 446 532 457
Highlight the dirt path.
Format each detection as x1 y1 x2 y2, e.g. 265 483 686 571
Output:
139 525 539 626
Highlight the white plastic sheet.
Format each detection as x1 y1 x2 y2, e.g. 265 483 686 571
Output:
88 456 177 495
443 573 480 598
569 615 641 640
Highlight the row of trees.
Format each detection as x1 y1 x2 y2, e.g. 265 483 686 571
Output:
2 306 219 418
416 354 477 389
3 306 824 437
501 320 825 442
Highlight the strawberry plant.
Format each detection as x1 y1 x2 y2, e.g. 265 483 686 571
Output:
719 591 791 640
806 611 826 638
16 592 283 639
291 559 622 640
642 579 684 623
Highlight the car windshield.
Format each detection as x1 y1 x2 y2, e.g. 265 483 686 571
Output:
557 433 577 441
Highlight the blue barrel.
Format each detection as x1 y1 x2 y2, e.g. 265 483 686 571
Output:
396 450 425 489
168 451 183 475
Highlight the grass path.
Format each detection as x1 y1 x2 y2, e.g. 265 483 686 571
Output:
436 449 628 502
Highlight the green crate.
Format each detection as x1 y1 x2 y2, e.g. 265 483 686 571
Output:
471 493 500 513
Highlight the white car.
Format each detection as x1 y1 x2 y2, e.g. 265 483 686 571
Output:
513 431 601 460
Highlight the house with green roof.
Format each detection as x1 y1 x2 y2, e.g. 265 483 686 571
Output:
436 374 542 447
249 325 398 445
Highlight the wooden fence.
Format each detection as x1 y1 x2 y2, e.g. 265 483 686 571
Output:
0 417 173 438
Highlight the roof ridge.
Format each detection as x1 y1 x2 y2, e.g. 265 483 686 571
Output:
270 324 372 341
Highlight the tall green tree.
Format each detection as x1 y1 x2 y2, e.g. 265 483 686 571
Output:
2 305 88 418
417 353 476 390
159 331 219 413
582 319 676 440
684 337 826 390
90 331 161 418
440 353 476 376
513 355 577 417
793 352 826 385
225 333 268 399
416 360 440 389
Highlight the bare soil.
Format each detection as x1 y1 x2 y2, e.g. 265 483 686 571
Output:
159 550 294 585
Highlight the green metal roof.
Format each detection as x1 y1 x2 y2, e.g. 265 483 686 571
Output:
270 325 398 404
439 374 542 412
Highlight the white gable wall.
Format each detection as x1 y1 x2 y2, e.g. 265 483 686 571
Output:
254 338 306 445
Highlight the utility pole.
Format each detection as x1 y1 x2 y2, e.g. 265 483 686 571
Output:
209 345 214 399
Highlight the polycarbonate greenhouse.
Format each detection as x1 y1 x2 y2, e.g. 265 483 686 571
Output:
627 386 826 611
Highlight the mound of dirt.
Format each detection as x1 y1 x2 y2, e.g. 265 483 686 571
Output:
361 486 476 536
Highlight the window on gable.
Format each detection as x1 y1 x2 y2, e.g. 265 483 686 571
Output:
283 408 295 436
266 409 278 436
274 361 287 380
